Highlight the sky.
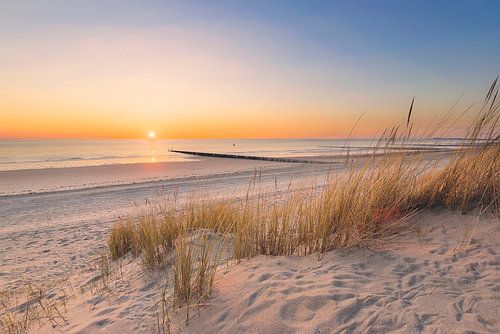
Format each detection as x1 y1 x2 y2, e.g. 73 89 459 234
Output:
1 0 499 139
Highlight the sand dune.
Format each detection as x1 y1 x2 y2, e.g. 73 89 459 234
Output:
31 210 499 334
184 211 499 333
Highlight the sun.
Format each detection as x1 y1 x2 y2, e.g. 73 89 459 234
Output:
148 131 156 139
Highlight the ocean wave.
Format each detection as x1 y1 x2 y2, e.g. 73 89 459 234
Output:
0 154 173 165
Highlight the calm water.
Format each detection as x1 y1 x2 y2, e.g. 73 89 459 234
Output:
0 138 463 172
0 138 363 171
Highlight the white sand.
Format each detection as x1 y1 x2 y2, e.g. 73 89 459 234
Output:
0 156 284 196
0 158 333 291
184 211 499 334
3 153 497 333
31 210 499 333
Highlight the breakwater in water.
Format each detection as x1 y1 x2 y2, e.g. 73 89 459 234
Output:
169 149 334 164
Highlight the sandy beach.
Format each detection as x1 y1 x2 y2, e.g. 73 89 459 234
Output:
2 146 498 334
1 139 498 334
0 157 334 291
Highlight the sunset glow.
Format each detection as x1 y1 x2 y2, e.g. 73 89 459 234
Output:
1 1 498 139
1 3 499 331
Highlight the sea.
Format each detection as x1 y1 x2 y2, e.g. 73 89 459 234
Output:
0 138 461 172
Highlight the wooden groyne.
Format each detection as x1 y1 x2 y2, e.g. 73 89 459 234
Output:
169 149 333 164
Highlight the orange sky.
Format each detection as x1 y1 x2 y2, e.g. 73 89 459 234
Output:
0 3 491 139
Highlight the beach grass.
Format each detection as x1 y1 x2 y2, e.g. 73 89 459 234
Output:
0 282 70 334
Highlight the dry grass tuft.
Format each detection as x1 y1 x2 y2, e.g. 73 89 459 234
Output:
108 219 136 260
418 146 499 212
0 282 69 334
416 78 499 212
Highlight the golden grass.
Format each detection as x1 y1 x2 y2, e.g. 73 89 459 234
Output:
415 78 499 213
0 282 69 334
108 220 135 260
416 145 499 212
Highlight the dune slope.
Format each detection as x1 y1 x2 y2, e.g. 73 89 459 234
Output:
185 210 499 334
